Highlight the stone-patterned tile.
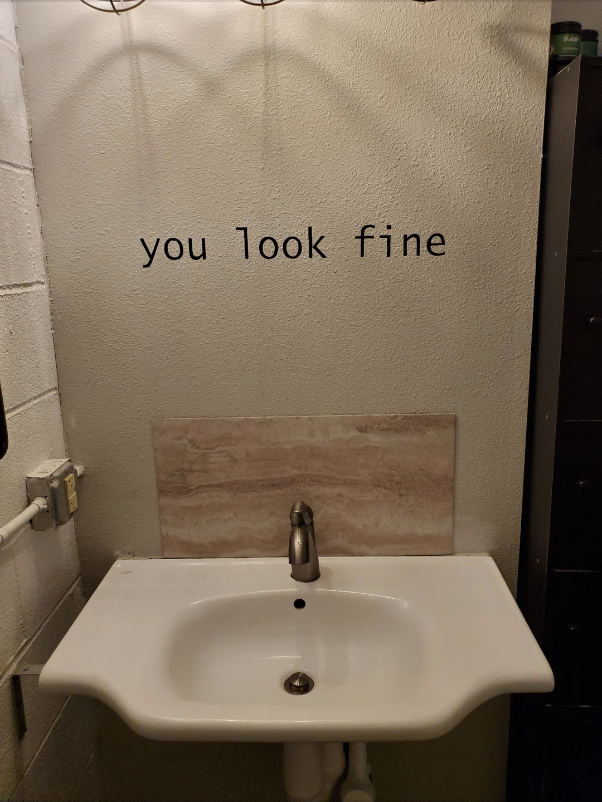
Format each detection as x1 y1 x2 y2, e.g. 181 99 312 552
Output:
153 415 455 558
0 46 31 168
0 165 46 287
0 288 58 411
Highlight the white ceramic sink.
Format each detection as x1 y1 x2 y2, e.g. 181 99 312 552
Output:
40 556 553 742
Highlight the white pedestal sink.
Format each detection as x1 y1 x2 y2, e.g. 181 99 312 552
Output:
40 555 553 743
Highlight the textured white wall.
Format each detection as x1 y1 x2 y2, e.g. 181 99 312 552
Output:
0 2 98 799
14 2 551 800
553 0 602 31
15 0 551 592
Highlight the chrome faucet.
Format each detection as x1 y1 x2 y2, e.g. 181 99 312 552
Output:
288 501 320 582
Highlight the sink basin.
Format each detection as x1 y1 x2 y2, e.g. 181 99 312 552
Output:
40 556 553 742
168 588 425 706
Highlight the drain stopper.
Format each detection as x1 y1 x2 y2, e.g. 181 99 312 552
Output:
284 672 314 695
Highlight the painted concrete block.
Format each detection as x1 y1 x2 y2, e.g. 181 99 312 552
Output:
17 588 76 768
0 584 80 801
0 546 24 674
0 675 19 802
0 45 31 168
13 518 80 639
0 164 46 287
0 288 58 412
0 1 17 50
0 391 65 524
72 576 88 617
11 695 97 802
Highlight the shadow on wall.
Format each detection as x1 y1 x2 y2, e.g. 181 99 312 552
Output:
485 0 552 84
97 695 510 802
25 2 547 218
24 0 549 406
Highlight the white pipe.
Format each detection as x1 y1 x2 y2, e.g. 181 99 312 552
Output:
283 743 323 802
320 743 346 802
0 497 48 549
340 743 376 802
283 743 347 802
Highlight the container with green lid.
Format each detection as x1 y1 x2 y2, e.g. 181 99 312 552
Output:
550 21 582 58
581 29 599 57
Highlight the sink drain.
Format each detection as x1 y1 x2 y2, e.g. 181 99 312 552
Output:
284 672 314 695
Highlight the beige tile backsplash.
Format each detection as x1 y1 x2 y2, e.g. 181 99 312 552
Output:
152 414 455 558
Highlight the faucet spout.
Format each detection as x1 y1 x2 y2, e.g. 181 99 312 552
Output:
288 501 320 582
289 525 310 565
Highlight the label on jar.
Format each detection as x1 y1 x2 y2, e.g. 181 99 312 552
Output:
550 33 582 57
581 41 598 57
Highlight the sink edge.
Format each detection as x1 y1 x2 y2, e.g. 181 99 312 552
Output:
39 669 554 743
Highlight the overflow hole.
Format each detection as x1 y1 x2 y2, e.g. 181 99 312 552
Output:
294 599 306 609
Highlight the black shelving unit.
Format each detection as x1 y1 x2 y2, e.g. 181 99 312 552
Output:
507 56 602 801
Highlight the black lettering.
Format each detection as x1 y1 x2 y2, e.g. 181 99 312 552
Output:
188 238 206 260
379 225 392 257
236 227 249 259
308 227 326 258
355 225 375 257
164 238 183 260
141 237 160 268
403 234 420 257
283 236 302 259
259 237 279 259
427 233 445 256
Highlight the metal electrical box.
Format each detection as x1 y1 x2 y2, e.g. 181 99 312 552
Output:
26 459 79 531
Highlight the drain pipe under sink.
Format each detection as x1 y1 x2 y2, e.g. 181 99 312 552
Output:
283 742 346 802
340 743 376 802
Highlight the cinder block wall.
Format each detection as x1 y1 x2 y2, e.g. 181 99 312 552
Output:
0 3 99 799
